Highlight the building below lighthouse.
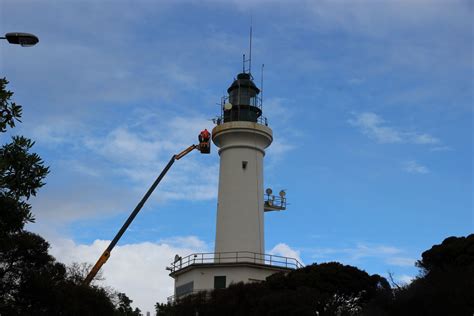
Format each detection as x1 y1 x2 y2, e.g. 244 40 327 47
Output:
167 70 302 301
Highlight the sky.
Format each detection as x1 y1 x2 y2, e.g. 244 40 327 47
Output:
1 0 473 313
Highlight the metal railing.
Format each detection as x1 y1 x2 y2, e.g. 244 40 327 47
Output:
212 114 268 126
222 94 263 112
213 114 268 126
264 195 287 211
214 95 268 126
168 251 304 273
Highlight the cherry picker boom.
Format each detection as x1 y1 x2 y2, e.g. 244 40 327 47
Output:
84 136 210 285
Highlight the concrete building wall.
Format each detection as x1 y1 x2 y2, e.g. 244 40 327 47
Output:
212 122 273 255
174 265 284 296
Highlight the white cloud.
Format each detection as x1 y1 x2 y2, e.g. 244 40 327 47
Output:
51 110 219 200
20 107 218 231
309 243 402 260
386 257 416 267
430 146 453 152
304 0 470 40
67 160 102 178
80 112 219 202
268 243 303 265
158 236 209 249
264 98 291 123
349 112 403 144
29 116 84 145
349 112 441 146
49 236 210 314
309 242 417 268
411 133 440 145
87 127 162 164
308 243 402 262
263 98 300 165
398 274 415 285
349 244 401 260
83 113 214 165
32 179 135 223
403 160 429 174
348 77 365 85
266 138 294 157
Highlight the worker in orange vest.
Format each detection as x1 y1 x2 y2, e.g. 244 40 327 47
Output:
198 129 211 154
199 129 210 143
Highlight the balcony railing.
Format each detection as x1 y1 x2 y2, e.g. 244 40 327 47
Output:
213 95 268 126
168 251 304 274
264 195 287 212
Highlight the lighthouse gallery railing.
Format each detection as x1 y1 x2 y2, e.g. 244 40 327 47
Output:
169 251 304 273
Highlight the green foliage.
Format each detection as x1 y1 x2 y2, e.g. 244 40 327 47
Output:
158 263 392 316
0 136 49 200
115 292 142 316
0 77 56 313
156 302 170 316
391 234 474 316
0 136 49 231
0 195 31 234
157 235 473 315
0 78 22 132
0 78 49 233
416 234 474 274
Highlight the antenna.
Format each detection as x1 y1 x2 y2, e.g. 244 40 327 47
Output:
249 18 253 74
261 63 264 105
241 18 253 75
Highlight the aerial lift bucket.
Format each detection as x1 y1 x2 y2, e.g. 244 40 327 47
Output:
199 141 211 154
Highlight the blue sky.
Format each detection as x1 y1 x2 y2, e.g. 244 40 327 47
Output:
1 0 472 313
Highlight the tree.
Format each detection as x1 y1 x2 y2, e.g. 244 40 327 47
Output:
0 77 52 313
157 234 474 315
0 78 22 133
417 234 474 275
391 234 474 316
115 292 142 316
158 262 392 316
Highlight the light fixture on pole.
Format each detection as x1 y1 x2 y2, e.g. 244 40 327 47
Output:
0 32 39 47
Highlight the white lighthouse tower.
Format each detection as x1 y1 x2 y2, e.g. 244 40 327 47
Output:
213 72 271 256
167 69 302 301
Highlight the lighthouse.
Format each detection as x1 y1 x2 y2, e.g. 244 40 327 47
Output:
213 72 271 256
167 69 302 301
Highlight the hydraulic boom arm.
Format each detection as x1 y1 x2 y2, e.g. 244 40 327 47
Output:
84 144 200 285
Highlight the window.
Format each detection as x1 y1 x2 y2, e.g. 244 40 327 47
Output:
214 276 226 289
176 281 193 297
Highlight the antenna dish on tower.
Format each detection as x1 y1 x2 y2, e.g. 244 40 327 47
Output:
266 188 273 195
279 190 286 198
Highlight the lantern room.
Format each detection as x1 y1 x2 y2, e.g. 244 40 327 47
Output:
222 72 264 124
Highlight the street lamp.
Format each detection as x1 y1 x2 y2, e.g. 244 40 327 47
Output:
0 32 39 47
